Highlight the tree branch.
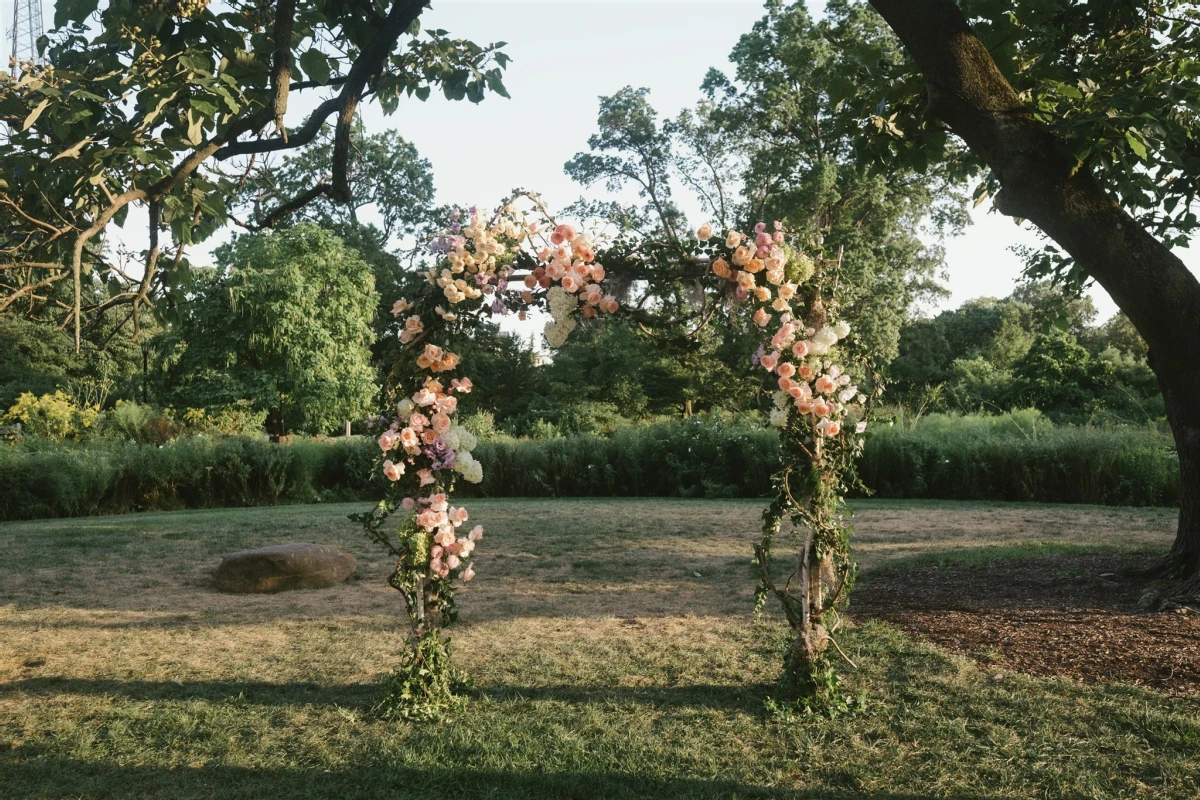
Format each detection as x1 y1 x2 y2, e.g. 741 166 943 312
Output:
214 0 428 162
867 0 1200 381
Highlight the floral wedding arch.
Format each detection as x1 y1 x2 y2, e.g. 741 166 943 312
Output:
353 194 874 719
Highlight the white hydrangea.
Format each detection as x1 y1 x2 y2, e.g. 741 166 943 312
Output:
456 427 478 453
833 320 851 339
544 316 576 348
813 326 839 350
769 408 789 428
442 427 462 452
772 390 789 410
547 286 577 322
396 399 416 418
454 451 484 484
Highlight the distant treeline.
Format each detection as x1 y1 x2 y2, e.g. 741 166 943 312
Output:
1 413 1177 522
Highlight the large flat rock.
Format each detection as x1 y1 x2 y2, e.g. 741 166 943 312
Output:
213 543 356 593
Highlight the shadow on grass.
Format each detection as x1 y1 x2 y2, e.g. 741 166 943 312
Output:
0 676 380 710
476 681 777 711
2 676 779 714
0 752 999 800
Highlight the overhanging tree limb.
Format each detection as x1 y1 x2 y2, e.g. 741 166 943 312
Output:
869 0 1200 586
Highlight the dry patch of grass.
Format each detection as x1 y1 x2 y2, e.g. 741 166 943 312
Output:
1 499 1196 799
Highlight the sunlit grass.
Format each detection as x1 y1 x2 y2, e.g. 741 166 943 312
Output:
1 499 1194 799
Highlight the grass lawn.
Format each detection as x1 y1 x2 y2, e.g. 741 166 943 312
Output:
1 498 1196 799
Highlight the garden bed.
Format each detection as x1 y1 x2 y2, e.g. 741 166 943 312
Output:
854 552 1200 694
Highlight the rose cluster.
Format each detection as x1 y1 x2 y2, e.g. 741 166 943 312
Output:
376 204 626 589
699 222 867 443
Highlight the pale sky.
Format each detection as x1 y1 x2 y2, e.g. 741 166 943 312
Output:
20 0 1200 326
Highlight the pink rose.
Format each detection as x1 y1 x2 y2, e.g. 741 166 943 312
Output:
469 525 483 541
792 340 809 358
760 351 780 371
462 566 476 581
382 459 404 481
401 497 415 511
378 429 398 452
777 362 796 379
400 427 419 450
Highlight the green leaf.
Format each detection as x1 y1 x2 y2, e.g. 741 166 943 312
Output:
415 85 431 102
186 109 204 147
22 98 50 131
54 0 99 27
189 98 219 117
1124 130 1148 160
299 49 331 86
51 137 95 162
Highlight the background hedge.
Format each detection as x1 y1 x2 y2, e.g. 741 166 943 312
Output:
0 414 1179 521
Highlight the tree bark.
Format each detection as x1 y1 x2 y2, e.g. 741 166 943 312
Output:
869 0 1200 581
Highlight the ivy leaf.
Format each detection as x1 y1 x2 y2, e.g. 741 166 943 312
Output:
299 49 332 85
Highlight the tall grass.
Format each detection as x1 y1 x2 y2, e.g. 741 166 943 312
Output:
0 412 1180 521
860 410 1179 507
0 436 376 521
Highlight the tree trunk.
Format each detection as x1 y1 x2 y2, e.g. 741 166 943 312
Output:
869 0 1200 581
782 524 831 693
1155 364 1200 587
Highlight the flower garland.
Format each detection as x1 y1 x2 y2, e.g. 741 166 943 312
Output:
357 198 873 718
695 221 872 702
354 196 619 718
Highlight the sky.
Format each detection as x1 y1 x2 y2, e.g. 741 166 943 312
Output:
16 0 1200 326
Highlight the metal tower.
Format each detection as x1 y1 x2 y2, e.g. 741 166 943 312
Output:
9 0 45 78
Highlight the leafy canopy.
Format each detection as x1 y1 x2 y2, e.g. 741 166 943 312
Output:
0 0 508 345
157 224 379 435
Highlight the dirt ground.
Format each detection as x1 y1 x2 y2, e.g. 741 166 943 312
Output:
0 499 1190 695
852 551 1200 695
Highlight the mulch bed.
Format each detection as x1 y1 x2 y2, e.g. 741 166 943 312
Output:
851 553 1200 695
